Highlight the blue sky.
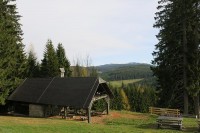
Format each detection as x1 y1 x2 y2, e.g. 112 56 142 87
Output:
17 0 158 66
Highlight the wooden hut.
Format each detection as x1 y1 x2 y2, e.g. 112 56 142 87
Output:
8 77 113 123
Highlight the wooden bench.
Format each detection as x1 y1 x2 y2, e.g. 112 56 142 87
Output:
149 107 180 117
157 116 183 130
149 107 182 130
197 119 200 131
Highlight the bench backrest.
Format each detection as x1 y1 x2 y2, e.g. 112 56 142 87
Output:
149 107 180 117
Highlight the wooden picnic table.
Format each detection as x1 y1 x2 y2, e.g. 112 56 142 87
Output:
157 116 183 130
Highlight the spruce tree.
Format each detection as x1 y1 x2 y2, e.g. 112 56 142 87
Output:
56 43 71 77
0 0 26 104
185 0 200 116
41 39 59 77
152 0 200 114
152 0 182 109
26 50 40 78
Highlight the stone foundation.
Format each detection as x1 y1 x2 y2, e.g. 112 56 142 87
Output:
29 104 44 117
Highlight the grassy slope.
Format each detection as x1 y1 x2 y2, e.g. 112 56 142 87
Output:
0 111 198 133
109 79 143 87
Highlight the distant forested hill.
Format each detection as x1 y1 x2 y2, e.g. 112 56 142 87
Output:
96 63 153 81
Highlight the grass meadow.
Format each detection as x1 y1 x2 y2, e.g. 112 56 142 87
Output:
109 79 143 87
0 110 198 133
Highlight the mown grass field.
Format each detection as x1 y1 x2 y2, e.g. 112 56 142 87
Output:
0 110 198 133
109 79 143 87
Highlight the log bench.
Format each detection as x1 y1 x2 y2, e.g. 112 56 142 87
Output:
149 107 182 130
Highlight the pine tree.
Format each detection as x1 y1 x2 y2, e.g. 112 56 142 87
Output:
110 87 123 110
41 39 59 77
185 0 200 117
152 0 200 114
152 0 182 109
56 43 71 77
26 50 40 78
0 0 26 104
40 53 48 77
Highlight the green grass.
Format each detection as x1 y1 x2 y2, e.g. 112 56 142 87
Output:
109 79 143 87
0 111 198 133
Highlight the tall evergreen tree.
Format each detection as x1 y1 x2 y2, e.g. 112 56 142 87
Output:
41 39 59 77
56 43 71 77
152 0 200 114
110 87 123 110
0 0 26 104
26 50 40 78
186 0 200 116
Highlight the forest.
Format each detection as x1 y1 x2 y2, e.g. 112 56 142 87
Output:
97 63 153 81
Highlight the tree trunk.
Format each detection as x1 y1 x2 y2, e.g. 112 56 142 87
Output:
194 92 200 118
182 0 188 114
184 90 188 114
194 3 200 118
183 25 188 114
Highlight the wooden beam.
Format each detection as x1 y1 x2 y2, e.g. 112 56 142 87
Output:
64 107 67 119
106 98 110 115
88 95 108 110
87 108 91 123
92 95 108 102
87 94 110 123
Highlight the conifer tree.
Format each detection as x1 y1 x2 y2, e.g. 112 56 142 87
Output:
185 0 200 116
56 43 71 77
110 87 123 110
41 39 59 77
152 0 200 114
0 0 26 104
26 50 40 78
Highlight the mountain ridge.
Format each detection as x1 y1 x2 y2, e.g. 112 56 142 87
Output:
96 62 152 81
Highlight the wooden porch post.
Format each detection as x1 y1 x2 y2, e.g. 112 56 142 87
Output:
64 106 67 119
106 98 110 115
87 107 91 123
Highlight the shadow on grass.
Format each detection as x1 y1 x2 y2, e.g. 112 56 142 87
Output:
137 123 199 133
105 117 199 133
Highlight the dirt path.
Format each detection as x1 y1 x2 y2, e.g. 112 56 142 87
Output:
88 111 148 124
50 111 148 124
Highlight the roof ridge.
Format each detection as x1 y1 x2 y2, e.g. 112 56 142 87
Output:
36 77 55 103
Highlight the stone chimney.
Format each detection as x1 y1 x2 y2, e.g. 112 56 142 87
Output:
59 68 65 78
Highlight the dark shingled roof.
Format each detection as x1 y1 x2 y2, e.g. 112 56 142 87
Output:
8 77 113 108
